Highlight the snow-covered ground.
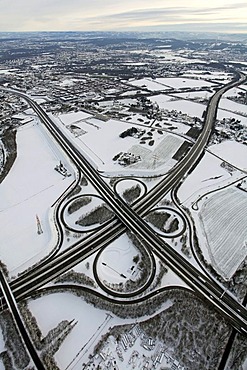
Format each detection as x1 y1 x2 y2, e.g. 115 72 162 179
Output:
151 50 206 64
128 77 216 92
178 146 246 207
57 111 93 125
172 90 214 100
217 109 247 126
115 178 146 201
155 77 216 89
179 70 233 83
58 78 86 87
0 69 18 75
209 141 247 172
0 119 75 277
31 97 47 104
146 208 185 238
177 143 247 279
26 228 188 369
150 95 206 118
96 233 142 285
52 113 183 177
127 134 182 171
149 93 247 126
150 93 176 104
1 68 246 368
128 78 170 91
199 187 247 279
219 97 247 116
220 87 243 97
28 290 176 370
28 292 114 370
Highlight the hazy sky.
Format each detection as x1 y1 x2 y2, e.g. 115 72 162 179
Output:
1 0 247 33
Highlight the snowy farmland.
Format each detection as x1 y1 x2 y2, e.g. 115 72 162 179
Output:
128 77 170 91
57 111 93 125
209 141 247 172
199 187 247 279
150 94 206 118
53 113 183 176
128 76 217 92
127 134 183 171
155 77 216 89
216 109 247 126
177 152 243 206
149 92 247 126
220 98 247 116
172 90 214 100
0 119 75 276
177 144 247 279
179 70 233 83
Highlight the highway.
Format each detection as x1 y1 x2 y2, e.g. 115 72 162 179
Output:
134 72 247 215
1 72 247 336
0 270 46 369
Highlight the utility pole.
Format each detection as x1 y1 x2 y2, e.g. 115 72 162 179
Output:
36 214 43 235
152 154 158 169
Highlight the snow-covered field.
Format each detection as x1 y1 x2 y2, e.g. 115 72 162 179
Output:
53 113 183 176
128 78 170 91
128 134 182 170
155 77 216 89
129 77 216 92
54 115 131 171
209 141 247 172
219 97 247 115
178 141 247 279
31 97 47 104
177 152 240 206
199 187 247 279
150 93 177 105
220 87 243 97
0 119 75 276
152 50 205 64
58 78 87 87
180 70 233 82
150 95 206 118
57 111 93 125
0 69 18 75
172 90 214 100
149 93 247 126
28 292 114 370
178 139 247 207
217 109 247 126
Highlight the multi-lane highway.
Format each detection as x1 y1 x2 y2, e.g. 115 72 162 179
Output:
1 72 247 336
134 72 247 215
0 270 46 369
